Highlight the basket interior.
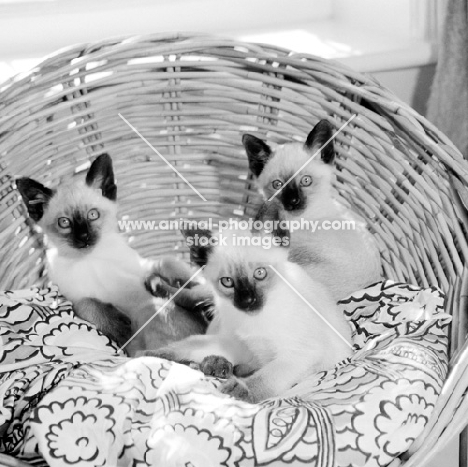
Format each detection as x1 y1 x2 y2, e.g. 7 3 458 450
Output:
0 33 467 299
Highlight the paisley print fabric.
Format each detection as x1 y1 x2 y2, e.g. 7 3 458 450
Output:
0 282 449 466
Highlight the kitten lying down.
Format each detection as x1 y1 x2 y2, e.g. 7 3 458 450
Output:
140 229 353 403
16 155 212 355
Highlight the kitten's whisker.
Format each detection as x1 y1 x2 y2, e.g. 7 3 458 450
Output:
268 114 356 202
268 264 353 349
117 266 206 353
118 113 207 202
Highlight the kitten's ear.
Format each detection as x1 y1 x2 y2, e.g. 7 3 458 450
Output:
16 178 54 222
86 154 117 201
181 228 214 267
242 134 272 177
304 120 335 164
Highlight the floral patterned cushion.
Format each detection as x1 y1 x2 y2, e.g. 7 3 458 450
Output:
0 281 449 466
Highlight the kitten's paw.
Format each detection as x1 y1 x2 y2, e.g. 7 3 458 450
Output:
200 355 234 379
193 297 216 322
145 274 177 299
220 377 253 402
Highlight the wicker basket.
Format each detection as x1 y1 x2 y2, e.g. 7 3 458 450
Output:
0 32 467 466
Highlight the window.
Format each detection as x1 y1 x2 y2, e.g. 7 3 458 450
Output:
0 0 444 84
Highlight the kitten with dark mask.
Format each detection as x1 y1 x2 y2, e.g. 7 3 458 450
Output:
243 120 381 301
16 154 211 354
140 229 353 402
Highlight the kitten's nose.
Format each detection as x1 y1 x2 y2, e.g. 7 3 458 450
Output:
243 295 255 305
78 231 89 242
234 279 261 312
281 184 304 211
239 294 257 310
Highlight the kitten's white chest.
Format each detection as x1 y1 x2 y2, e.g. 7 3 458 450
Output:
47 234 149 310
216 298 277 365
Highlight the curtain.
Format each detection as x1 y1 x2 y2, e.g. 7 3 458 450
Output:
427 0 468 157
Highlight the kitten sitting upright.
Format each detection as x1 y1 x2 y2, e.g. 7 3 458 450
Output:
141 229 353 403
16 154 210 354
243 120 381 301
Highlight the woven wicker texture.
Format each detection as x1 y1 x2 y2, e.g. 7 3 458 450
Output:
0 33 467 465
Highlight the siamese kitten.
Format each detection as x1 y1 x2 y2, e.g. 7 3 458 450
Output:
16 154 210 354
140 229 353 402
243 119 381 301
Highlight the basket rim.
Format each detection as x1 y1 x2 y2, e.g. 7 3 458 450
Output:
1 31 466 175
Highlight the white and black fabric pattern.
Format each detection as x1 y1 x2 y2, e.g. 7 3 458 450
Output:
0 282 449 466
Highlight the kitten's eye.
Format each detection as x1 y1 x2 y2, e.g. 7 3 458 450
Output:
253 267 267 281
57 217 70 229
88 208 100 221
272 180 283 190
219 277 234 288
300 175 312 187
